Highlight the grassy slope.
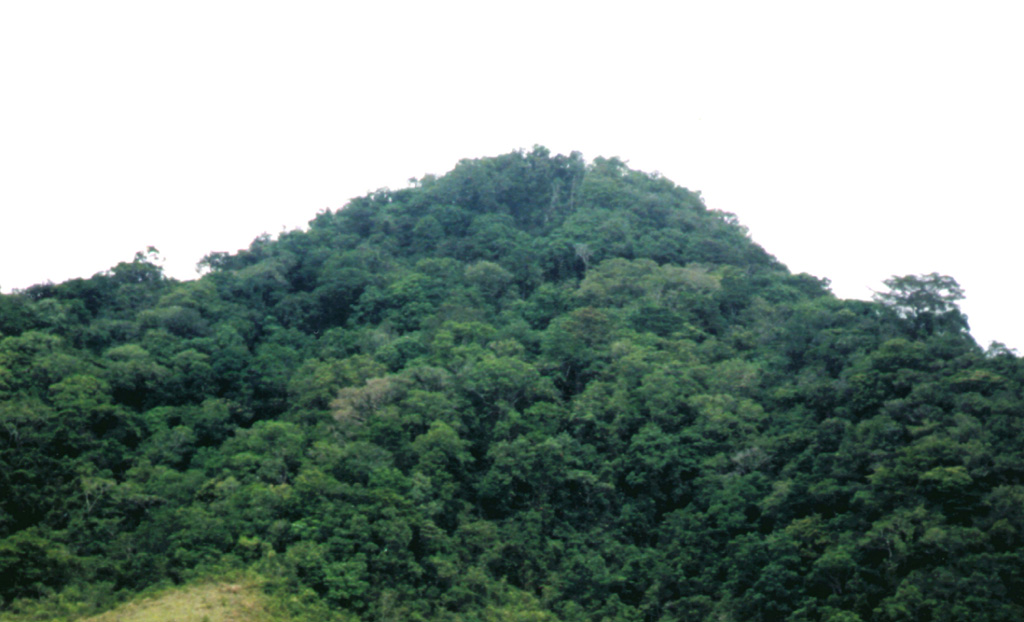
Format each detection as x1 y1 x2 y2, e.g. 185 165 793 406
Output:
79 581 271 622
13 578 320 622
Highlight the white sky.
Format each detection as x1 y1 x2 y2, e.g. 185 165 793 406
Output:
2 1 1022 351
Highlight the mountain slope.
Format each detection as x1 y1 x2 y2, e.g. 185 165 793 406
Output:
1 147 1022 621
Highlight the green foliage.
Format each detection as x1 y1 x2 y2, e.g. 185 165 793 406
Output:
0 148 1018 621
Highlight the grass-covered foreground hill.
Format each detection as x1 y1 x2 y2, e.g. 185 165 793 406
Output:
68 580 296 622
1 147 1022 621
10 574 350 622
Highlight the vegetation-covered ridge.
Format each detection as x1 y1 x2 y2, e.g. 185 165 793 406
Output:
1 147 1022 621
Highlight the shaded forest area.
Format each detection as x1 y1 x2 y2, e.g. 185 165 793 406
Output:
2 147 1022 621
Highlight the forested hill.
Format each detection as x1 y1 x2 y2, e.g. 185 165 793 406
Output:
2 147 1022 621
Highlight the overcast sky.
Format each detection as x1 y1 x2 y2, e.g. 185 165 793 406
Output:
2 2 1022 351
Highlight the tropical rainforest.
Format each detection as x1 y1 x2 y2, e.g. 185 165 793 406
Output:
1 147 1022 622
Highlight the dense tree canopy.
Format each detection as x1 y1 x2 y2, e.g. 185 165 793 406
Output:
1 147 1022 621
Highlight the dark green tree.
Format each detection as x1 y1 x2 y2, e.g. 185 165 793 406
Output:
873 273 969 337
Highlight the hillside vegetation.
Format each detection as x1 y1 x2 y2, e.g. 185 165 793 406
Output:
1 147 1022 621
